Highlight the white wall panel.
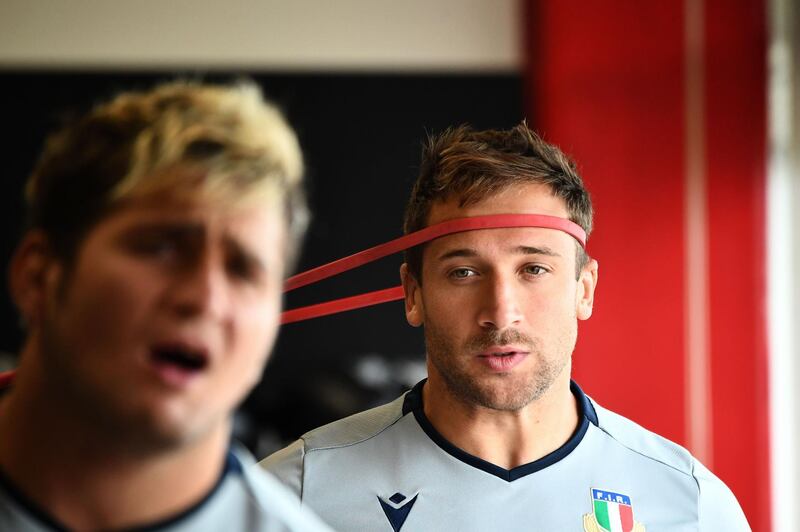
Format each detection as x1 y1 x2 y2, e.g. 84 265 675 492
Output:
0 0 520 71
769 0 800 530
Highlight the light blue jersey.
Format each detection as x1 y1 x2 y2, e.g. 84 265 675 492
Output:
261 380 749 532
0 445 332 532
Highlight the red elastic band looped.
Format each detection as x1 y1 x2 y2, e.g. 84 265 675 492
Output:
281 214 585 324
281 286 405 325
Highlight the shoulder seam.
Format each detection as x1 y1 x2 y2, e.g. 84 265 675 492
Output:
303 410 408 454
594 424 699 482
589 403 699 482
299 439 306 502
691 459 703 526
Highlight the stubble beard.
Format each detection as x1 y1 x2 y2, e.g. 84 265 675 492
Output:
425 322 573 412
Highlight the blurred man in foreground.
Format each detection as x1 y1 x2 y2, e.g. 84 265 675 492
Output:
262 123 749 531
0 81 330 531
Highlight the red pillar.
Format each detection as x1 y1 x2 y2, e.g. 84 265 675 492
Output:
525 1 768 530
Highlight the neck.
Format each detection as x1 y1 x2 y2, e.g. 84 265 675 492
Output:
0 342 229 531
422 368 579 470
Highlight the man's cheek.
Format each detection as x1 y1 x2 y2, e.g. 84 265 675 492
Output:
72 277 145 344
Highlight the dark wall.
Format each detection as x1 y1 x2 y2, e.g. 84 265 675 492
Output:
0 71 523 453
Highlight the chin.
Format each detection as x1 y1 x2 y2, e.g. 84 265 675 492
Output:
473 387 537 412
462 371 555 411
119 401 222 453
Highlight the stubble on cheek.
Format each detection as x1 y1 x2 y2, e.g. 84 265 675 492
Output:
424 320 572 412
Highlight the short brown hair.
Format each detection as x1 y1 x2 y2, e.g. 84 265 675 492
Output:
25 80 308 271
403 122 592 281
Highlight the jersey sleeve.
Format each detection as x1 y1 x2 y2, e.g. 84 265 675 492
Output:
693 459 751 531
244 457 333 531
259 439 306 499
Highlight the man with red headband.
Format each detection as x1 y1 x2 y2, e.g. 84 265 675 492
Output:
262 122 749 531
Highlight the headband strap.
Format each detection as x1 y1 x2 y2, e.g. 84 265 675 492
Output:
281 214 585 324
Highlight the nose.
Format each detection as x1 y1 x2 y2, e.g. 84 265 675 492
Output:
166 250 231 321
477 272 524 330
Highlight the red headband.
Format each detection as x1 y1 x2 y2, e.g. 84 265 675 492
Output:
281 214 586 324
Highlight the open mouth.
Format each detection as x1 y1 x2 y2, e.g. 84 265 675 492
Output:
150 344 209 372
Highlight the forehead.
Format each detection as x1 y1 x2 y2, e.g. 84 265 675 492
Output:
423 183 574 259
427 183 568 225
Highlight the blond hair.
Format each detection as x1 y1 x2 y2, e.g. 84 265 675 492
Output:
26 80 308 268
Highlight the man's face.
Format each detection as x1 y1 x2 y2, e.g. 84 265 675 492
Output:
29 192 287 449
402 183 597 411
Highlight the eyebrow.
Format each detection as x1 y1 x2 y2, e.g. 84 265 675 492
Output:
436 245 561 261
120 221 203 241
122 221 268 272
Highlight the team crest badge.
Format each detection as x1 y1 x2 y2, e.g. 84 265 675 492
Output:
583 489 645 532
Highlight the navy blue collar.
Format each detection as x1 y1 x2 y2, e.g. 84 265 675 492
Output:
0 449 243 531
402 379 597 482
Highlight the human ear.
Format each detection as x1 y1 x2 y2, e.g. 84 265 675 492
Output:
576 258 598 320
9 232 59 327
400 263 424 327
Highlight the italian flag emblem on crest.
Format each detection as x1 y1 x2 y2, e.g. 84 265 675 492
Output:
583 489 646 532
